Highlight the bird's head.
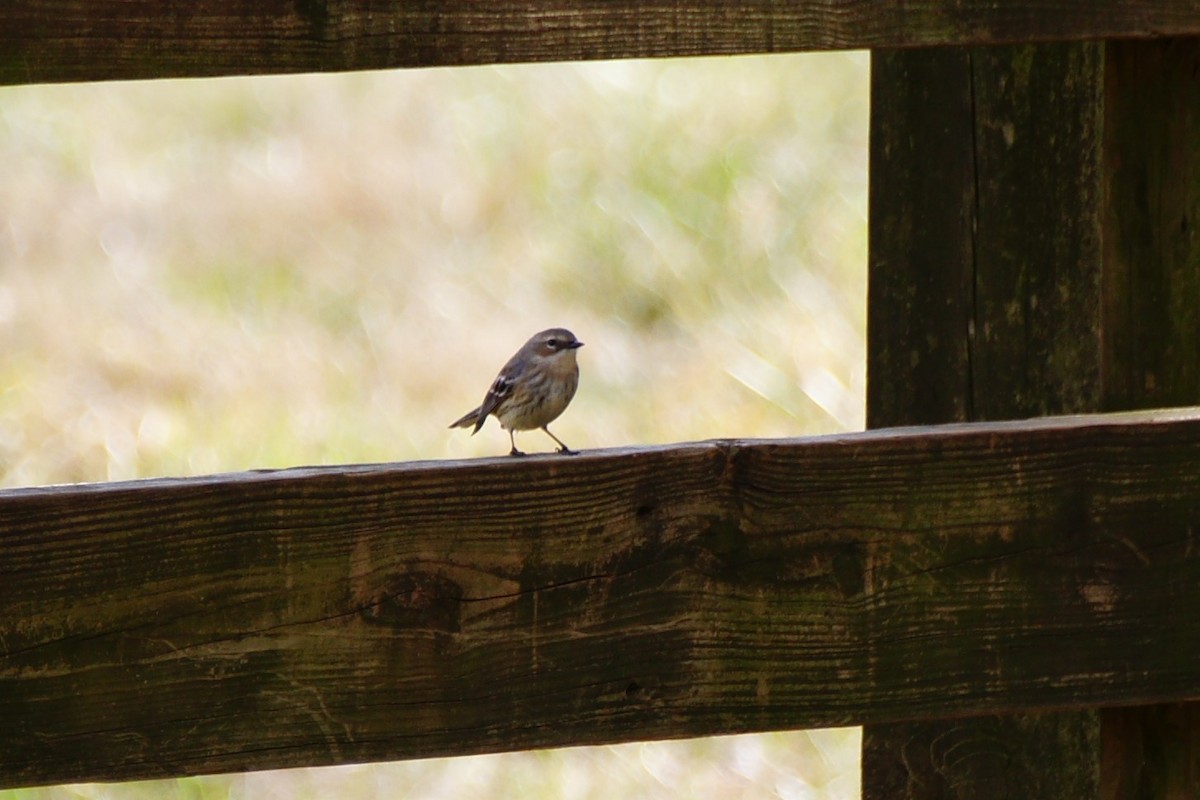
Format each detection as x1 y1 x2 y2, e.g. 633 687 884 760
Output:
526 328 583 363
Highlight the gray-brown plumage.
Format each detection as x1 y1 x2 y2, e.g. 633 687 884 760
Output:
449 328 583 456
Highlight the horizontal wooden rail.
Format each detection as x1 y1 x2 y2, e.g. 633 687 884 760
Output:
4 1 1200 86
3 409 1200 787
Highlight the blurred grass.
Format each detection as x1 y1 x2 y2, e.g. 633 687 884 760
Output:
7 730 862 800
0 50 867 799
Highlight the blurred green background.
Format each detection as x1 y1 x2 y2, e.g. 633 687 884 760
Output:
0 50 867 799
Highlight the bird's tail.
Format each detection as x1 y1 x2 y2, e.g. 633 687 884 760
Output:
448 407 483 431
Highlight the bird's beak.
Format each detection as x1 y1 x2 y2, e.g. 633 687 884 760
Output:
568 341 584 349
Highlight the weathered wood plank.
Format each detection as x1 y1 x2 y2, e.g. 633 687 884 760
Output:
866 47 975 426
1098 37 1200 800
1102 704 1200 800
2 410 1200 788
865 36 1200 800
868 42 1108 428
863 713 1102 799
968 42 1106 421
1102 39 1200 412
865 42 1109 798
3 1 1200 86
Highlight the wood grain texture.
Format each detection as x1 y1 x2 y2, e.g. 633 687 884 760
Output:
1103 704 1200 800
867 41 1108 799
863 712 1101 799
1102 39 1200 412
1098 38 1200 800
865 37 1200 799
968 42 1106 420
867 47 976 426
869 42 1108 427
3 1 1200 86
3 411 1200 788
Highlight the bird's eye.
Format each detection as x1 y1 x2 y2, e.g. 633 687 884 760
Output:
547 339 558 348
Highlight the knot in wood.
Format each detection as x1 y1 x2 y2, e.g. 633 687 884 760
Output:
360 570 463 633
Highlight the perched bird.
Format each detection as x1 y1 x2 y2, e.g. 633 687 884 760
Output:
449 328 583 456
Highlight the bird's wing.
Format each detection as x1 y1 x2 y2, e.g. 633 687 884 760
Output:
473 373 514 432
474 351 532 433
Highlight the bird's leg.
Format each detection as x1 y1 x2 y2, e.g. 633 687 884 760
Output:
542 426 577 455
508 430 526 457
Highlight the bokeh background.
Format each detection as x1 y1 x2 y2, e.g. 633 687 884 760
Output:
0 50 868 799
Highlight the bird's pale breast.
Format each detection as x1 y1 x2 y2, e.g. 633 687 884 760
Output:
495 355 579 431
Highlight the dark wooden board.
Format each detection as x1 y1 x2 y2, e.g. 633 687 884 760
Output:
865 36 1200 799
1098 37 1200 800
867 47 976 426
1102 39 1200 412
3 411 1200 788
4 1 1200 86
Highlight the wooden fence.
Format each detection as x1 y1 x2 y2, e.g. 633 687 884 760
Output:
4 411 1200 788
3 2 1200 797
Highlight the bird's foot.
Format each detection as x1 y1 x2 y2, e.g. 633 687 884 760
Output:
557 446 578 456
509 447 527 457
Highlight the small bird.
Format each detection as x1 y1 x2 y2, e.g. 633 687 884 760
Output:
449 328 583 456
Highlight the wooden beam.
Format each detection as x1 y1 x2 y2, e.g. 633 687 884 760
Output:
865 42 1109 798
1099 38 1200 800
865 36 1200 800
864 47 976 425
2 411 1200 788
3 1 1200 86
868 42 1107 428
1101 39 1200 412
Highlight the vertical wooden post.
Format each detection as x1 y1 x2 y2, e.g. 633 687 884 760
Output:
864 37 1200 799
864 42 1105 800
1100 39 1200 412
1098 38 1200 800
